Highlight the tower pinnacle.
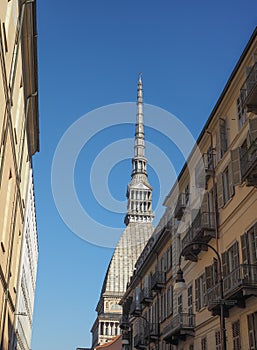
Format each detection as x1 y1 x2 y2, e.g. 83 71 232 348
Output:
124 74 154 225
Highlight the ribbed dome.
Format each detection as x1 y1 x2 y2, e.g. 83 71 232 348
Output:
101 222 154 295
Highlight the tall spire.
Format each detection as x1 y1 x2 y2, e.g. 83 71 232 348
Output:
124 74 154 225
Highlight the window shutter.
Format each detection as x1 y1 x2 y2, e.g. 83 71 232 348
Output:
217 173 224 208
205 265 213 290
249 117 257 143
241 233 249 264
231 148 242 186
219 118 228 157
228 161 234 198
221 252 228 277
254 223 257 262
195 278 199 312
195 158 205 188
216 130 221 162
232 241 240 270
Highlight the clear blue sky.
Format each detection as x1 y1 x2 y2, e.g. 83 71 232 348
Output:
32 1 257 349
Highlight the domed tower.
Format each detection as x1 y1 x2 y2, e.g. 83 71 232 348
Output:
91 75 154 348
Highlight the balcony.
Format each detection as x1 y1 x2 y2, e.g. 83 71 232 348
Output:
241 62 257 113
130 301 141 317
174 193 188 220
240 141 257 187
140 287 153 306
181 211 215 261
134 334 147 349
207 264 257 316
144 323 159 343
163 313 195 345
150 271 166 292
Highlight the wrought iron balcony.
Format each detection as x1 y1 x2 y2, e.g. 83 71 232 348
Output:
120 315 130 330
207 264 257 316
174 193 188 219
140 287 153 306
241 62 257 113
163 313 195 345
130 301 141 317
150 271 166 292
181 211 215 261
144 323 159 342
224 264 257 299
240 141 257 187
134 334 147 349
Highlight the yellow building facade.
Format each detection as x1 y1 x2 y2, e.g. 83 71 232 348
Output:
121 28 257 350
0 1 38 349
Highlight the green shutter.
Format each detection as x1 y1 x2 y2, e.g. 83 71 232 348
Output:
249 117 257 143
217 173 224 209
231 148 242 186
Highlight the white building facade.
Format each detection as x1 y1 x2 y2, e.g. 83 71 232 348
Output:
14 168 38 350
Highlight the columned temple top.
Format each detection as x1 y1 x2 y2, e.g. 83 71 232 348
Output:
125 74 154 225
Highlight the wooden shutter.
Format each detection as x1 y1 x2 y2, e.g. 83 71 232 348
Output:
195 278 200 311
205 265 213 290
217 173 224 209
249 117 257 143
232 241 239 270
216 130 221 162
219 118 228 157
231 148 242 186
241 233 249 264
228 161 234 198
221 252 227 276
195 158 205 188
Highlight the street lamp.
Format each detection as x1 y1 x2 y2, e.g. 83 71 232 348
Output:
174 241 227 350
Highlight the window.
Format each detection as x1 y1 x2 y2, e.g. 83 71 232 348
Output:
232 320 241 350
185 184 190 204
195 274 206 311
222 241 239 291
215 330 221 350
217 163 234 208
241 223 257 282
177 294 182 314
201 337 207 350
167 285 173 316
222 168 230 204
248 312 257 350
216 118 228 161
237 94 246 130
188 285 193 315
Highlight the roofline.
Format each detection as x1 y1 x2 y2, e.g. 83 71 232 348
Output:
164 26 257 206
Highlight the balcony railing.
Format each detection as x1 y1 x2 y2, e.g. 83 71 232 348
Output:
223 264 257 296
130 301 141 316
140 287 153 305
150 271 166 292
240 141 257 187
134 334 147 349
207 264 257 316
144 323 159 342
241 62 257 113
163 313 195 345
182 211 215 261
174 193 188 219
